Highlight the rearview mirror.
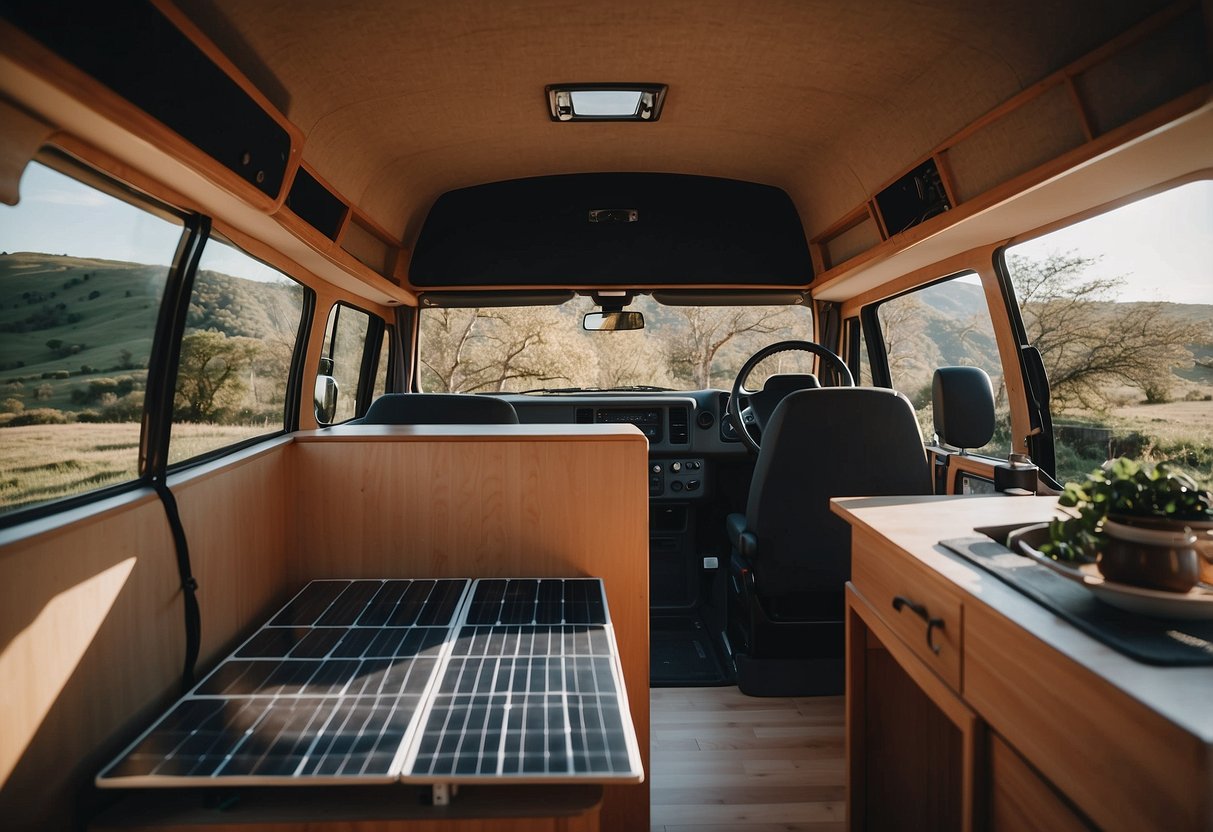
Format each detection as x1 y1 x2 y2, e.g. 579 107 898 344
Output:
314 357 338 425
583 310 644 331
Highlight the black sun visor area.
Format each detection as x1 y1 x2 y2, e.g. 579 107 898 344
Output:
409 173 812 288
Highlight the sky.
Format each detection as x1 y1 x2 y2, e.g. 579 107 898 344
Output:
0 163 291 284
1008 181 1213 305
2 162 1211 301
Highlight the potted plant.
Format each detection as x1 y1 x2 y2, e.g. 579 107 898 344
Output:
1042 458 1213 592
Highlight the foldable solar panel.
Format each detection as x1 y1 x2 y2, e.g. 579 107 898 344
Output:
97 577 642 789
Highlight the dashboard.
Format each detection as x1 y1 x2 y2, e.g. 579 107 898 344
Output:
499 391 749 500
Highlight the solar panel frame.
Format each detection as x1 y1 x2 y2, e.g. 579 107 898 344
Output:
399 578 643 784
96 577 643 789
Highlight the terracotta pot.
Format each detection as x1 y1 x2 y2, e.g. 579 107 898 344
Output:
1098 517 1200 593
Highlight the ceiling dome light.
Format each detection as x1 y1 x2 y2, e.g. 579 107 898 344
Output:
546 84 667 122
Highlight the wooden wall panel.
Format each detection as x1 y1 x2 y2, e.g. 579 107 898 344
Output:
0 442 293 832
0 493 178 832
290 427 651 832
171 441 293 668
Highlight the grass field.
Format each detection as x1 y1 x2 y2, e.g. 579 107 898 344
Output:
0 422 269 514
1054 398 1213 489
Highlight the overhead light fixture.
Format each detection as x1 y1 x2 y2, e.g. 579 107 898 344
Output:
546 84 667 122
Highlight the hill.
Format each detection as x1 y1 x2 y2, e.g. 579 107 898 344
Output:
0 252 302 413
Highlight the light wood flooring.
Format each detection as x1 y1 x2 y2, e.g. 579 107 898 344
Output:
650 686 846 832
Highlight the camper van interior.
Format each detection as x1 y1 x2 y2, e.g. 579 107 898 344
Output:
1 1 1211 829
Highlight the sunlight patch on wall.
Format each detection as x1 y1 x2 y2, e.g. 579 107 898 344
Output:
0 556 136 785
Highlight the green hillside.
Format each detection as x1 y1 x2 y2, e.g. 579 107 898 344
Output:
0 252 303 417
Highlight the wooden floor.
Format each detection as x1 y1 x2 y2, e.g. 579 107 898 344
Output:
650 686 846 832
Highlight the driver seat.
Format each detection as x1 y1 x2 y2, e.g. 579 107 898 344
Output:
727 386 931 695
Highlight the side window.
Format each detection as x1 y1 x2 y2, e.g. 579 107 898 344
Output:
317 303 372 424
874 272 1011 457
1004 181 1213 488
168 236 307 464
0 159 182 515
372 325 392 402
845 317 869 386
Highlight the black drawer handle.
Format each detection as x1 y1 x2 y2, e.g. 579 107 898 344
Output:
892 595 945 655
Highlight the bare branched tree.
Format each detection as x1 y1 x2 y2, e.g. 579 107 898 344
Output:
1007 251 1209 410
666 307 795 388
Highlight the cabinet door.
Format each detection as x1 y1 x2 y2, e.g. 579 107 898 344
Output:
989 733 1093 832
847 587 982 832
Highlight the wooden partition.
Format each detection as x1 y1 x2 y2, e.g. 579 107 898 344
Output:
3 426 650 831
0 441 293 831
291 425 651 832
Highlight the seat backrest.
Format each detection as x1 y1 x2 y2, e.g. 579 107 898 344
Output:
357 393 519 425
932 366 995 450
746 387 931 601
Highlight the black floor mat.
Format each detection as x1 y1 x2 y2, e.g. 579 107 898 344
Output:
650 615 730 687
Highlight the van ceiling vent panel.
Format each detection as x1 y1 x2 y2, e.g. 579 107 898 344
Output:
409 173 812 288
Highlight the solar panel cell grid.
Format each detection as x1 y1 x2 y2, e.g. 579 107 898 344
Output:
97 577 640 788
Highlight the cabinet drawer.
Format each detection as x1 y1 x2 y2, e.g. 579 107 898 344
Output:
851 526 963 690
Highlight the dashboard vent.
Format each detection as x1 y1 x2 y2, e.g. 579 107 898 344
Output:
575 407 593 424
669 407 688 444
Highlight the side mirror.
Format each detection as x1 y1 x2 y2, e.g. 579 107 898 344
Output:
583 310 644 331
314 357 338 425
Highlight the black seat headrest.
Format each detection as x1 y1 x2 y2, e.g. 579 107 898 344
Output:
760 373 820 397
932 366 995 450
359 393 519 425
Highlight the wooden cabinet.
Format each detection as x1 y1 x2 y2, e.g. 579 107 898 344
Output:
837 495 1213 832
851 525 964 689
988 734 1092 832
847 588 981 831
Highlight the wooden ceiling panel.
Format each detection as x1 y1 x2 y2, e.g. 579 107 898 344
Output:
178 0 1173 244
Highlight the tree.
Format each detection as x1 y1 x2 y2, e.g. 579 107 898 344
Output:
419 307 596 392
174 330 262 421
878 294 931 384
666 307 795 388
1007 251 1209 411
589 330 675 389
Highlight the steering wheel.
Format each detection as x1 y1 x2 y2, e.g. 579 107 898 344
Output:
728 340 854 453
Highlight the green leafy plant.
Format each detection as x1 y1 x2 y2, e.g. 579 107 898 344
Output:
1042 458 1213 562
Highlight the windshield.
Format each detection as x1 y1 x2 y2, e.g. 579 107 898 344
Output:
418 295 813 392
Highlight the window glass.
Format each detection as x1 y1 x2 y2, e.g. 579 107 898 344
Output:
847 317 869 386
875 272 1011 457
168 236 306 464
1005 181 1213 488
319 303 371 423
418 295 812 392
372 326 392 402
0 160 182 514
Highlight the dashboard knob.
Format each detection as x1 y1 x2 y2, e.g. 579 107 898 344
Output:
671 462 682 473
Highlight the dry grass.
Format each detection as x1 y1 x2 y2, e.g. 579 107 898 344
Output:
0 422 270 514
1109 399 1213 446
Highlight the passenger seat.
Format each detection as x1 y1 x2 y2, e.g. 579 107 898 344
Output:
352 393 519 425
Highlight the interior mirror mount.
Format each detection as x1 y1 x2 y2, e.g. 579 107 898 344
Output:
583 310 645 331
